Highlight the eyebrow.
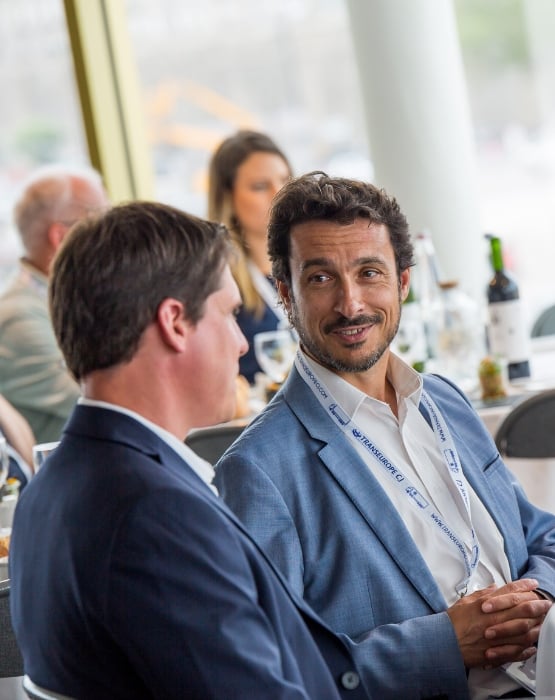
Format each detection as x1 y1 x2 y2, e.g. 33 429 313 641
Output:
300 256 386 273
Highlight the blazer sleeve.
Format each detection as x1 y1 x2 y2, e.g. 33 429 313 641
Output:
216 452 305 594
343 612 468 700
215 453 470 699
503 465 555 596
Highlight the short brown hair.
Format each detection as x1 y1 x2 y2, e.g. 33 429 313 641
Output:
50 201 231 381
268 172 414 285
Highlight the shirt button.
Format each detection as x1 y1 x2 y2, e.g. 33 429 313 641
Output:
340 671 360 690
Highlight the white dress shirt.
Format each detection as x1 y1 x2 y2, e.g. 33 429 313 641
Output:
78 398 217 493
298 350 519 699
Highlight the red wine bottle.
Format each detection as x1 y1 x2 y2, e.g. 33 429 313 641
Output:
486 235 530 380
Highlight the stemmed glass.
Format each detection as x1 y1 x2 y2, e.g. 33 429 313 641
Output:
254 329 298 384
32 441 60 473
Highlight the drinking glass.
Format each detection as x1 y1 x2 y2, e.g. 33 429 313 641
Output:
254 329 298 384
32 441 60 473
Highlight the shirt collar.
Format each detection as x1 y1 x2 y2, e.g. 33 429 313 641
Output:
77 398 217 492
298 348 422 420
388 352 423 405
19 259 49 297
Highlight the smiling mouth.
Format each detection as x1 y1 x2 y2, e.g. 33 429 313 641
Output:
325 314 382 338
339 328 365 336
331 325 372 348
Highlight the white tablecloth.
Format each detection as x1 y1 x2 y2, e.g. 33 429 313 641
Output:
474 336 555 515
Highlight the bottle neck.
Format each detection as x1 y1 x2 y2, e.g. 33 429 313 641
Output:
490 237 504 273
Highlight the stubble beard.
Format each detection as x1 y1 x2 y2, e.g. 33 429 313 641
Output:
288 293 402 374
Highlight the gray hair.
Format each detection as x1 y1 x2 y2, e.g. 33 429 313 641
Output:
13 164 105 256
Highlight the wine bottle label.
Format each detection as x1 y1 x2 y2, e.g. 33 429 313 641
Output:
487 300 529 363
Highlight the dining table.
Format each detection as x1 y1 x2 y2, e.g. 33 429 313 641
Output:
473 335 555 515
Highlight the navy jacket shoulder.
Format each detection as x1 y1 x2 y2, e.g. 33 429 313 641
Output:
10 405 367 700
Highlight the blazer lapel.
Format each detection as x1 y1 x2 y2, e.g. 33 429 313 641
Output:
420 377 522 580
208 485 328 620
282 368 447 612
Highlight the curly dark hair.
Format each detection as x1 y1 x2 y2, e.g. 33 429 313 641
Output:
268 172 414 284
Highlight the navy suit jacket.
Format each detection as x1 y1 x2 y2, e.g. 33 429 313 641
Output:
9 405 368 700
215 367 555 700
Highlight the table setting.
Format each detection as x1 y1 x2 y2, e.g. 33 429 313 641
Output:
0 438 59 581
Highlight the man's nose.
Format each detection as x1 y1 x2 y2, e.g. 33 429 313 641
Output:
334 279 364 318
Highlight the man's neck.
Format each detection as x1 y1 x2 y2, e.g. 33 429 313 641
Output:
21 256 49 277
342 370 398 418
301 346 398 415
82 367 191 441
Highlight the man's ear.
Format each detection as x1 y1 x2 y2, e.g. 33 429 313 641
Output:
400 268 411 303
156 298 188 352
47 222 67 251
277 280 292 313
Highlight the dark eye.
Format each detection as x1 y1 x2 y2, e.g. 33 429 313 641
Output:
361 269 378 279
308 273 331 284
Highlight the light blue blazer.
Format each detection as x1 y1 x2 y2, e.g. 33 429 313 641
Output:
215 367 555 700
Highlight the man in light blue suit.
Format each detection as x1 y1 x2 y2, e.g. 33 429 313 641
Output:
9 202 370 699
215 173 555 700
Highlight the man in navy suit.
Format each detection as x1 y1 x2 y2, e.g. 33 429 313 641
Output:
215 173 555 699
9 201 369 699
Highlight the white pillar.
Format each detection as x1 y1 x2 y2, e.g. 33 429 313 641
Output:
345 0 487 301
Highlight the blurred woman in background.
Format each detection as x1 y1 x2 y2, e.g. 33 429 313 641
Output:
208 130 292 383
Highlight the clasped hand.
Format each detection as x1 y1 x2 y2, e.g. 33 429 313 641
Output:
446 578 552 668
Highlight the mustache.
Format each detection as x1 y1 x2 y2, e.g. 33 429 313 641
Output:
324 314 383 335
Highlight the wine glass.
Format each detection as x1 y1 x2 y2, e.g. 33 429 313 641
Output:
32 441 60 473
254 329 298 384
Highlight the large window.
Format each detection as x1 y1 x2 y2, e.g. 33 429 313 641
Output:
0 0 89 273
125 0 555 330
2 0 554 333
124 0 371 216
454 0 555 328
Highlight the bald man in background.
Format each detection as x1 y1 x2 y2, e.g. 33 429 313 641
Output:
0 165 109 442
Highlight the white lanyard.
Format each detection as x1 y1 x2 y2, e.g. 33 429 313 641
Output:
295 352 480 597
247 261 288 325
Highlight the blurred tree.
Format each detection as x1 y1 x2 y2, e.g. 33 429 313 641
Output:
454 0 538 133
454 0 530 69
15 121 63 163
